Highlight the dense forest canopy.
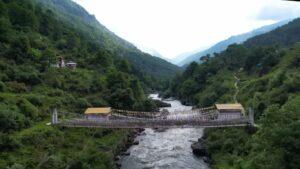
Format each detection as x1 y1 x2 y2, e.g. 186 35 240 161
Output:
165 18 300 169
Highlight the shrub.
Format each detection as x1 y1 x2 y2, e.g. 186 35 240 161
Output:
6 81 27 93
25 94 45 107
0 81 5 92
0 132 20 151
7 163 25 169
0 106 26 132
18 98 38 119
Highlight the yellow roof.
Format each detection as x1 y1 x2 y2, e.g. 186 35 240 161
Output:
215 104 244 110
84 107 111 115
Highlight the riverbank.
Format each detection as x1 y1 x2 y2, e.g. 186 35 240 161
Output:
191 137 212 165
115 128 144 168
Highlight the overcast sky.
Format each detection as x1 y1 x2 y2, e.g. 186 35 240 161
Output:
73 0 300 59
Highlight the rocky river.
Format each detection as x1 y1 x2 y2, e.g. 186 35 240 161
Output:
119 94 210 169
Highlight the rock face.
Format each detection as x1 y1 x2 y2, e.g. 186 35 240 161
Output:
191 141 208 156
191 138 212 165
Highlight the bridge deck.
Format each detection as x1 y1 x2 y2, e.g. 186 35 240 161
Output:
53 107 253 128
57 117 250 128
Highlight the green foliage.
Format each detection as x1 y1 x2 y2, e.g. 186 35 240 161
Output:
18 98 39 119
8 1 37 28
0 132 20 151
168 25 300 168
0 105 27 132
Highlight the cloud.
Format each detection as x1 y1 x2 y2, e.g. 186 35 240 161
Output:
257 2 300 21
73 0 299 59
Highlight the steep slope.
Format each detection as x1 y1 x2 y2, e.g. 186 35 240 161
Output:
35 0 180 78
166 17 300 169
0 0 171 168
178 19 291 66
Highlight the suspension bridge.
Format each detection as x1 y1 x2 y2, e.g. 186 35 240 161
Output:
51 104 255 128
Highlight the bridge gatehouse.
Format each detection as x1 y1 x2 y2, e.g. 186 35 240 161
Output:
84 107 112 120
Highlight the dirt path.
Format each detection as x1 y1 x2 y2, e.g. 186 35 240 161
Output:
233 74 240 103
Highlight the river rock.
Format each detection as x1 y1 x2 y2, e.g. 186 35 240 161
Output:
133 140 139 145
198 138 205 143
116 161 122 168
115 155 121 161
153 127 167 132
191 142 208 156
122 151 130 156
203 156 212 164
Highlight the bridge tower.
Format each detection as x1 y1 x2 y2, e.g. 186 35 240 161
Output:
51 108 58 124
248 107 254 126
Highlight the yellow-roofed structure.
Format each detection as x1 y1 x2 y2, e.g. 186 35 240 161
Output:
84 107 112 116
215 103 245 115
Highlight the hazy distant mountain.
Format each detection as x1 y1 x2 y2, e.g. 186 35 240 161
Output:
136 44 175 63
178 19 292 66
171 49 204 65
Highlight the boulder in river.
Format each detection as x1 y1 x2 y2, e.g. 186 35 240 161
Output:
191 141 208 157
116 161 122 168
122 151 130 156
153 127 167 132
133 140 139 145
203 156 212 164
115 155 121 161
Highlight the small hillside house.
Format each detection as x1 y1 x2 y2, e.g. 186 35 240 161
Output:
66 61 77 70
84 107 112 120
215 103 244 119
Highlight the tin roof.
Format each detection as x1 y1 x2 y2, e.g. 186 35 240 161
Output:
215 103 244 110
84 107 111 115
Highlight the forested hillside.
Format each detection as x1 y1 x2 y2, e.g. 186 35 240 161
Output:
35 0 180 78
245 18 300 47
165 18 300 168
0 0 176 168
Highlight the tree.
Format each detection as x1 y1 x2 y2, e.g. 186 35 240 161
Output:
0 17 11 43
0 106 26 132
130 79 145 100
8 2 37 29
40 48 56 69
8 36 31 63
118 59 132 73
109 88 136 109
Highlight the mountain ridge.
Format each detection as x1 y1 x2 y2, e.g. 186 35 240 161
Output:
177 19 292 66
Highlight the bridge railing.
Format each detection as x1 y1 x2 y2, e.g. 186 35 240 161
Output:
58 115 249 128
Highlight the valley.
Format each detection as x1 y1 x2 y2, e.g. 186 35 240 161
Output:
0 0 299 169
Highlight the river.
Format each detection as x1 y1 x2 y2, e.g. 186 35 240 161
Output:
120 94 210 169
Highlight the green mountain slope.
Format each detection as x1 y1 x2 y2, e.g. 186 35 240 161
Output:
35 0 180 78
0 0 175 168
166 18 300 169
244 18 300 47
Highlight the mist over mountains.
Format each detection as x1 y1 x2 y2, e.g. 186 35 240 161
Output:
174 19 292 66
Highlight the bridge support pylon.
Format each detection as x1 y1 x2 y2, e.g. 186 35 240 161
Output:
51 108 58 124
248 107 254 126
